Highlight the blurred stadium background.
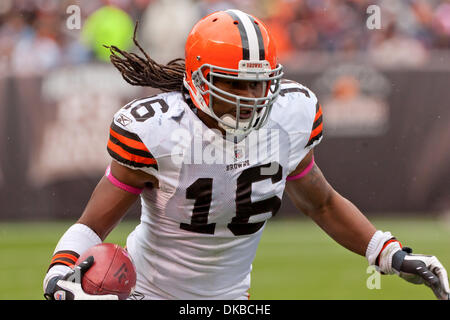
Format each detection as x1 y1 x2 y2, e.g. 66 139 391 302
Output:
0 0 449 300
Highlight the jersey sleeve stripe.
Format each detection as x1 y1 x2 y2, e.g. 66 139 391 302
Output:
312 115 323 130
110 122 143 141
107 140 157 165
306 102 323 148
51 257 77 266
314 104 322 121
309 122 323 139
305 130 323 148
51 250 79 261
110 125 148 151
51 253 78 264
107 140 158 169
109 134 154 159
47 250 79 271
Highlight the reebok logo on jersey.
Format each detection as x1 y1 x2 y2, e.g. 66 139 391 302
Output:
117 114 132 127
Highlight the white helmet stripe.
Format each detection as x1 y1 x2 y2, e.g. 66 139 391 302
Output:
226 9 261 61
248 15 265 60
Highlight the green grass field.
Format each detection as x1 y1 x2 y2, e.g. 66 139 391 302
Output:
0 217 449 300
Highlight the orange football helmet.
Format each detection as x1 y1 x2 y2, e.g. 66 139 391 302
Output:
183 9 284 137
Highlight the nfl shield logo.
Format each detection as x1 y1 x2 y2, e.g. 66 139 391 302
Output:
234 147 243 160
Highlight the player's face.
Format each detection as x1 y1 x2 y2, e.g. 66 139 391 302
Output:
211 78 266 120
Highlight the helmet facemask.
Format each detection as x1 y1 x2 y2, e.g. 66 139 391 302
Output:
185 61 284 139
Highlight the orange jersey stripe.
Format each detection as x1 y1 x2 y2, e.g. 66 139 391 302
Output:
309 122 323 139
108 140 157 165
314 105 322 122
52 254 78 263
109 128 149 151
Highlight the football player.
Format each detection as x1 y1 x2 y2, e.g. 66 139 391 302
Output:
43 10 449 300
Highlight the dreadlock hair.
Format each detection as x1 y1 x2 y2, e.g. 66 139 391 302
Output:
105 21 186 93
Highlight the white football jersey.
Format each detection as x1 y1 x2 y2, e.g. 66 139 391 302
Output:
107 80 323 299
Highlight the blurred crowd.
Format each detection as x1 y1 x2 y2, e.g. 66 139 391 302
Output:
1 0 450 76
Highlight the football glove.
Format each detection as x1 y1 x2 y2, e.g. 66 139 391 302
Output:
391 247 450 300
44 256 118 300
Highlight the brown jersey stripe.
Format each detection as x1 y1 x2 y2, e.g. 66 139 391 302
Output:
309 122 323 140
51 256 77 266
314 104 322 122
51 250 79 262
312 115 323 130
51 253 78 264
52 250 80 258
109 134 154 159
107 140 157 165
305 102 323 148
110 122 143 142
305 131 322 148
306 111 323 148
108 144 158 169
109 127 148 152
47 250 79 272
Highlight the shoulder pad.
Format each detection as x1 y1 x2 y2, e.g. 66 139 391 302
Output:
107 92 186 171
272 80 322 141
270 80 324 173
278 79 315 101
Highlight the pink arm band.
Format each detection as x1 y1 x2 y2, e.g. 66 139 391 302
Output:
105 165 143 195
286 155 315 181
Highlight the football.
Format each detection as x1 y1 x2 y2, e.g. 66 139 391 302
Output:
75 243 137 300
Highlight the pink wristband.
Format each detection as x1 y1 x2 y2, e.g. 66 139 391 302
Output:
105 165 143 195
286 155 315 181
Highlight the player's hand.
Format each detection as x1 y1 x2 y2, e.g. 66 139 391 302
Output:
44 256 118 300
392 247 450 300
